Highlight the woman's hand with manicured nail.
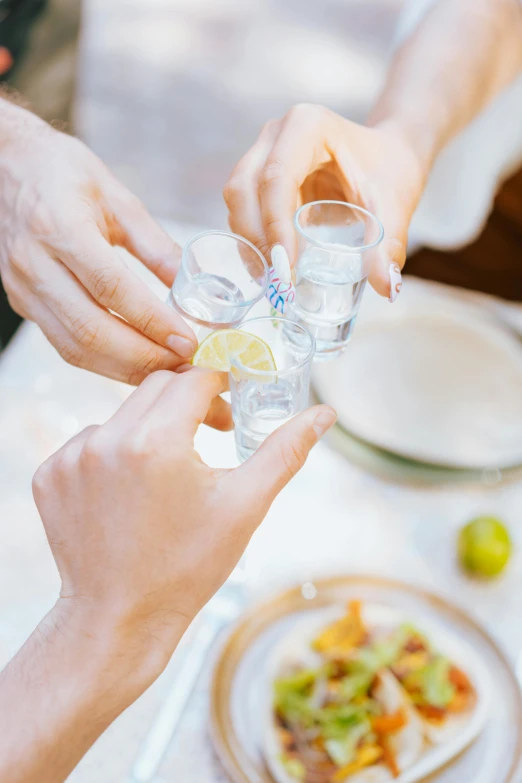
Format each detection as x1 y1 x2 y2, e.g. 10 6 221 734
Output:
224 105 426 300
388 263 403 303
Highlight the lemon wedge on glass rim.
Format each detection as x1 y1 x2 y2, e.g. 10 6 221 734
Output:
192 329 276 379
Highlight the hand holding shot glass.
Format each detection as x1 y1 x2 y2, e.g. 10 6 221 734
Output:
167 230 317 461
192 317 315 462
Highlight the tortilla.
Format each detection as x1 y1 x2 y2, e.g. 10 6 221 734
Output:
263 602 490 783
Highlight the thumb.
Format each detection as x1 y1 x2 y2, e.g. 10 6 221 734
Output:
233 404 337 510
367 195 410 302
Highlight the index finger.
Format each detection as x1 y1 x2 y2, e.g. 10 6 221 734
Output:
224 119 281 260
145 368 228 442
258 104 337 266
58 225 197 358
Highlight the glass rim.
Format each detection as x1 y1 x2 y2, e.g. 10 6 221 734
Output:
231 315 316 377
294 200 384 253
179 229 269 308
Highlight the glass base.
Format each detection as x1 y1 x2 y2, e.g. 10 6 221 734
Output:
235 444 254 463
284 312 357 361
234 427 265 463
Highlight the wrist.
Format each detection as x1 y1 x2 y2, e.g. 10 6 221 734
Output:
371 116 434 188
51 596 185 698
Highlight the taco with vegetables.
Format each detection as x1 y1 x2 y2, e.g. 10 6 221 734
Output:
264 601 490 783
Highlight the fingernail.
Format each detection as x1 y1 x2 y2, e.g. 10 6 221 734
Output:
388 263 402 303
313 407 337 438
271 244 291 283
266 266 296 315
166 334 195 358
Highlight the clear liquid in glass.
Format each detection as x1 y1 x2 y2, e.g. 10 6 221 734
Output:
290 248 366 359
233 380 297 461
170 272 246 328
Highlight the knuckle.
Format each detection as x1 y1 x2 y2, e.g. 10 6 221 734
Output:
48 446 74 479
8 245 36 285
27 203 59 240
262 118 278 133
263 215 284 234
119 431 157 464
249 234 270 258
87 266 124 310
3 281 28 318
56 338 85 368
259 160 283 188
185 367 220 390
126 369 147 387
288 102 324 119
70 315 106 352
259 158 284 191
32 460 52 501
117 189 145 215
280 441 307 480
80 430 111 467
132 306 157 338
135 346 169 376
387 237 407 264
223 175 246 206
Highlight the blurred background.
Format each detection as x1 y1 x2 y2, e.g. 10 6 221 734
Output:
76 0 397 226
0 1 522 781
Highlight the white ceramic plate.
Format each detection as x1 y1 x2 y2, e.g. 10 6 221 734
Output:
312 279 522 470
210 576 522 783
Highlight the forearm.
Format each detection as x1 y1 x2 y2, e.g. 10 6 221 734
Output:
369 0 522 172
0 600 176 783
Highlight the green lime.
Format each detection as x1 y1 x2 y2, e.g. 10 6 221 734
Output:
458 516 512 578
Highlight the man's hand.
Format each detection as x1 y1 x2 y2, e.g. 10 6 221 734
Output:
33 369 335 639
0 370 336 783
224 105 425 300
0 98 197 384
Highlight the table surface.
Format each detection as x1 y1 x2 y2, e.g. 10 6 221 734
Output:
1 224 522 782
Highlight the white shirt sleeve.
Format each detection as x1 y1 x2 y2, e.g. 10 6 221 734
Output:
394 0 522 253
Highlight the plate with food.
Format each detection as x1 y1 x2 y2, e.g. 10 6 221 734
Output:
210 576 522 783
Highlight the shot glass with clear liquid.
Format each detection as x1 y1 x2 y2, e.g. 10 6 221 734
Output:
288 201 384 360
229 316 315 462
167 230 269 340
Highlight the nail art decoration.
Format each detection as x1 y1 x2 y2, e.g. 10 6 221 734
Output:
389 263 402 303
266 266 296 315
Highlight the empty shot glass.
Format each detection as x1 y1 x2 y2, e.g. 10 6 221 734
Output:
229 316 315 462
167 230 269 340
288 201 384 360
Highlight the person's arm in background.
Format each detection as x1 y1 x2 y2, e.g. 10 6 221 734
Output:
224 0 522 300
369 0 522 182
0 368 336 783
0 91 198 385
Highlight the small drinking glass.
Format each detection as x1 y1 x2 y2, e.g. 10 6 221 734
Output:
167 230 269 339
288 200 384 360
229 316 315 462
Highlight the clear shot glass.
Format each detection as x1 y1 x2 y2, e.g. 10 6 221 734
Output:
229 316 315 462
289 200 384 360
167 230 269 341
